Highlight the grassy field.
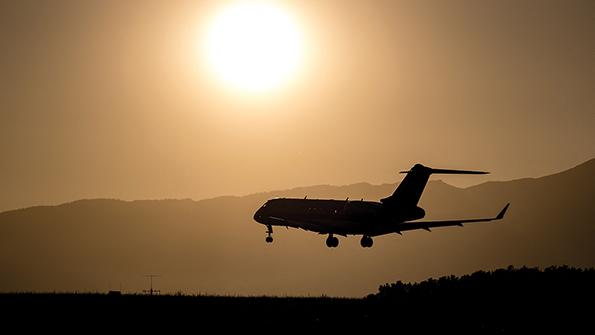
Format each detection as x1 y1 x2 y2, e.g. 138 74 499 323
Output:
1 266 593 332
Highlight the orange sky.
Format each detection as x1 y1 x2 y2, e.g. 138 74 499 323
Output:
1 0 594 212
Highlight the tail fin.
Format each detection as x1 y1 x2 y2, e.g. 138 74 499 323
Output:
381 164 488 208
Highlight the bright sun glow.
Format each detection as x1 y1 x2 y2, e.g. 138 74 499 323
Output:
205 2 303 92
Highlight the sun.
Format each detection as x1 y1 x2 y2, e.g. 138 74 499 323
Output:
204 1 304 93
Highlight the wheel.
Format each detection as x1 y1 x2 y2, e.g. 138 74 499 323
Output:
265 236 273 243
360 236 373 248
326 236 334 248
326 235 339 248
331 236 339 248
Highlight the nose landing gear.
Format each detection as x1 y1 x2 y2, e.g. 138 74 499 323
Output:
265 225 273 243
325 234 339 248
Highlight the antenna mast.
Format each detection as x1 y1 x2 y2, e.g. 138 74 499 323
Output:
143 274 161 295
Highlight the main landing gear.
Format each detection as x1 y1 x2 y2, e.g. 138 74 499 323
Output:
325 234 339 248
265 225 273 243
360 235 373 248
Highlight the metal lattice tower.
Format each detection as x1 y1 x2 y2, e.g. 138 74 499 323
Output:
143 274 160 295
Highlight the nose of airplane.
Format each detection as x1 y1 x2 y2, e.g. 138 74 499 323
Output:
253 207 263 223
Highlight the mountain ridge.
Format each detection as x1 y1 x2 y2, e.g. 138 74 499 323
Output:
4 157 593 215
0 158 593 296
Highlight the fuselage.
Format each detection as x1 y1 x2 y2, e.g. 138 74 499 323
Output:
253 198 425 236
253 164 504 248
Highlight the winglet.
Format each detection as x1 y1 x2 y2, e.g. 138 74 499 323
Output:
496 203 510 220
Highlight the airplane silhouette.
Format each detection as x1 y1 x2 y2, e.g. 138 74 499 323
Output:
253 164 509 248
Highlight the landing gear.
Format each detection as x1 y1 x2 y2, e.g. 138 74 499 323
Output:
360 235 373 248
265 225 273 243
325 234 339 248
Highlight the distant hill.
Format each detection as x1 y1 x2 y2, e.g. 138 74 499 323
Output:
0 159 594 296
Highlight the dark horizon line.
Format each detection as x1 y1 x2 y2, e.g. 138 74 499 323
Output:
0 264 592 298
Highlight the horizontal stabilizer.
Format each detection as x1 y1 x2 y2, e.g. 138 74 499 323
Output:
400 168 489 175
384 163 489 208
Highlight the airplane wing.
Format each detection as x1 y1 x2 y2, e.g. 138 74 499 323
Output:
395 203 509 233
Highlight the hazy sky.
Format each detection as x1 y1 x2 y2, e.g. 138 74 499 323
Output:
1 0 594 211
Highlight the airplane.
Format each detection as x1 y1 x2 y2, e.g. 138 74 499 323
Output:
253 163 509 248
